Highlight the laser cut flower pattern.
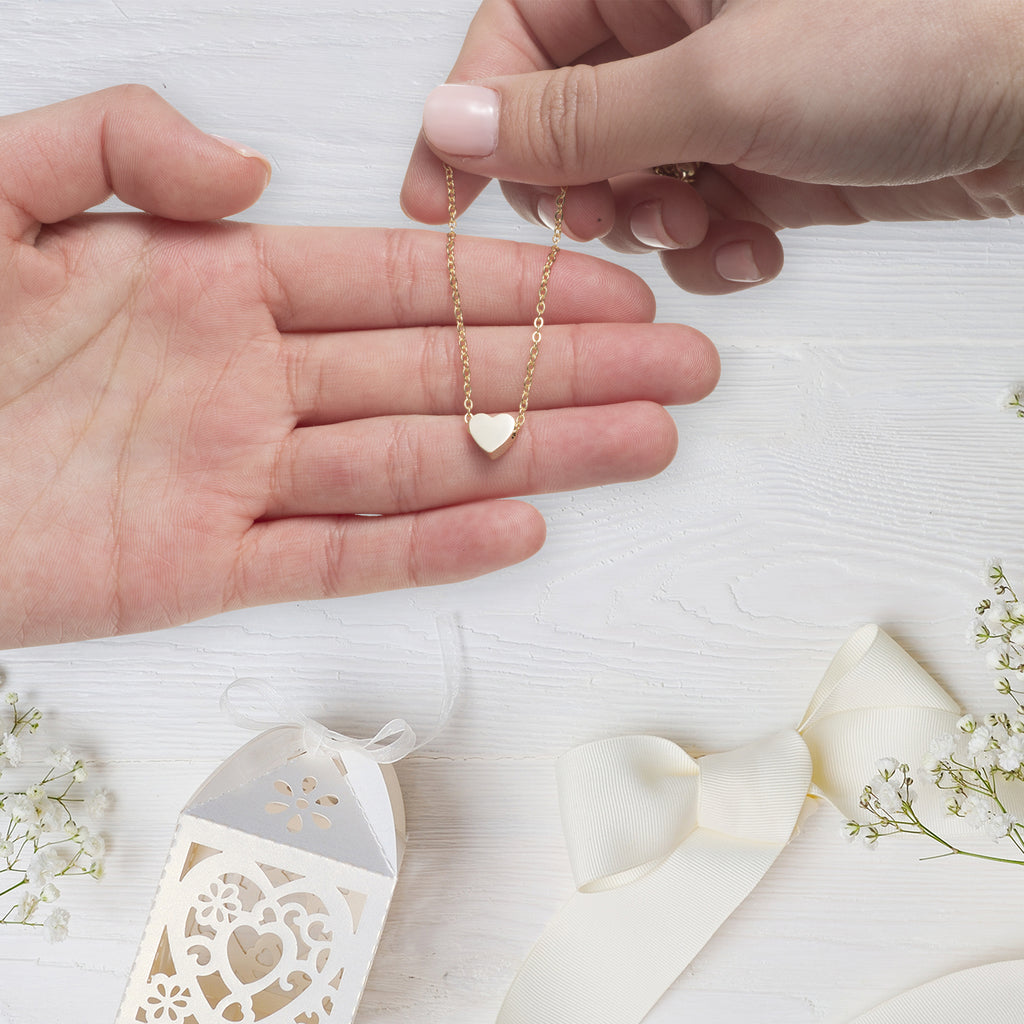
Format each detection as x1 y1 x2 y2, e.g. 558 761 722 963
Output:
265 775 340 833
144 977 195 1021
195 879 242 925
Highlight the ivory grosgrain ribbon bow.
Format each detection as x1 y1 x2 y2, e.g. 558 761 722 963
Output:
497 624 1024 1024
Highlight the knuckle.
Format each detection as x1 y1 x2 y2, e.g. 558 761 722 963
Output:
380 228 421 325
404 516 430 590
263 435 296 515
420 324 462 415
106 82 165 114
315 521 351 599
382 418 423 512
526 64 600 175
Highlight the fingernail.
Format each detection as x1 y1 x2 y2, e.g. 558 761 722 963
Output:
211 134 272 186
629 200 676 249
422 83 499 157
537 194 583 241
715 240 764 283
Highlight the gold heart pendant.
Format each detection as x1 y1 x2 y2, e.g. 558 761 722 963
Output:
468 412 517 459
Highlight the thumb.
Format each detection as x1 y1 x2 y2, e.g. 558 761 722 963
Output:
420 36 747 186
0 84 272 241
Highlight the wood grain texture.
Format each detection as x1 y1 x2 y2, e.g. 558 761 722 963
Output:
1 3 1023 1022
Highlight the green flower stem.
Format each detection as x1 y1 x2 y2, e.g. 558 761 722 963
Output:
0 876 27 899
901 801 1024 867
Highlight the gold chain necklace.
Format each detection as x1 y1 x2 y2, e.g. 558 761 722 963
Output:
444 164 567 458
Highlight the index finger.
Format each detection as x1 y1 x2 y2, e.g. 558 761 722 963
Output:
253 224 656 333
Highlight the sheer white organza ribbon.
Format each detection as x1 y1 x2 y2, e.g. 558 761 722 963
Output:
220 615 463 764
498 624 1024 1024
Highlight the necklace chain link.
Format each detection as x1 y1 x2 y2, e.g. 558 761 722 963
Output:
444 164 567 446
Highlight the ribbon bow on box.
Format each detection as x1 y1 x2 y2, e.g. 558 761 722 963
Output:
498 624 1024 1024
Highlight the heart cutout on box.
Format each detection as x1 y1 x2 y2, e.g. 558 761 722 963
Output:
226 924 284 984
468 412 516 458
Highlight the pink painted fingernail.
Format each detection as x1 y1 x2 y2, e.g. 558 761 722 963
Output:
422 84 500 157
629 200 675 249
715 240 764 283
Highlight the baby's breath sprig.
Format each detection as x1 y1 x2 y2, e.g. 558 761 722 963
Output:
0 687 110 942
1000 386 1024 418
847 563 1024 866
971 562 1024 712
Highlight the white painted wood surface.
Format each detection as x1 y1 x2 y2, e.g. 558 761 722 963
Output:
1 3 1023 1022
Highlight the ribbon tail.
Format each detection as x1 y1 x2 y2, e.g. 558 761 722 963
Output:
498 829 795 1024
499 731 812 1024
848 960 1024 1023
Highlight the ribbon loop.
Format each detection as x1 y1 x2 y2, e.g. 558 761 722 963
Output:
557 736 699 891
221 678 419 764
221 614 464 765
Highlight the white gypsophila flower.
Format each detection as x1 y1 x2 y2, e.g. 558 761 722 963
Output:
27 849 67 889
85 788 111 819
3 691 18 705
875 757 901 779
984 602 1009 631
37 797 65 833
88 859 105 880
72 764 88 783
963 793 997 830
998 747 1024 772
0 838 13 858
986 646 1012 670
974 749 1000 771
870 780 904 816
14 891 39 923
967 725 993 757
39 883 60 903
957 714 977 733
969 618 988 646
1010 625 1024 645
44 746 75 773
983 812 1017 840
3 793 36 823
998 388 1024 411
25 783 46 802
996 733 1024 772
81 832 105 860
929 733 957 761
43 907 69 943
0 731 23 768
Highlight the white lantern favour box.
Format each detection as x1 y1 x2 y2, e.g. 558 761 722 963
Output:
117 721 406 1024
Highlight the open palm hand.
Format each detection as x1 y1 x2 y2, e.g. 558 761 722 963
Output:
0 87 717 647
